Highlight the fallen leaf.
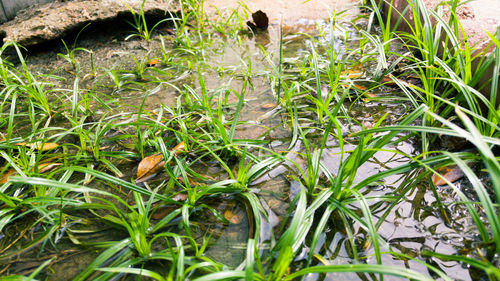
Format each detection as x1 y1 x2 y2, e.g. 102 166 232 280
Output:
223 210 243 224
261 103 276 109
432 165 465 186
147 59 159 67
135 141 186 183
85 146 110 153
152 205 177 220
172 192 188 201
16 142 58 151
37 163 62 173
165 28 176 35
177 176 196 186
171 141 185 156
353 84 367 91
362 121 373 129
135 153 165 184
0 169 16 184
380 75 395 84
341 66 364 79
247 10 269 30
365 92 376 98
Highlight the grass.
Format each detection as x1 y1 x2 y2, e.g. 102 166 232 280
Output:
0 0 499 280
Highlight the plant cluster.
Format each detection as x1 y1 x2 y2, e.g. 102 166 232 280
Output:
0 0 498 280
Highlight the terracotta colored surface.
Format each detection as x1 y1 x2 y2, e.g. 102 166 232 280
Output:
204 0 360 25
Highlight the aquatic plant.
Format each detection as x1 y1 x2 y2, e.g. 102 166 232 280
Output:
0 0 499 280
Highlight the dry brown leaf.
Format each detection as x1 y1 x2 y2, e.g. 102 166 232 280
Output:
16 142 59 151
171 141 185 156
172 192 188 201
353 84 367 91
261 103 276 109
135 141 186 183
223 210 243 224
177 176 196 186
432 165 465 186
341 65 364 79
165 28 176 35
380 75 395 84
136 153 165 184
147 59 159 67
85 146 110 153
0 169 16 184
152 205 177 220
37 163 62 173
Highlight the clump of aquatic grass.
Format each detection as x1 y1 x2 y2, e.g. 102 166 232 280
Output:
3 0 499 280
57 23 93 70
424 107 500 276
372 0 499 146
0 42 57 128
124 0 173 42
191 104 458 281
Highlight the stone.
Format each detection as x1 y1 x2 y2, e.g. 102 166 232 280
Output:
0 0 180 47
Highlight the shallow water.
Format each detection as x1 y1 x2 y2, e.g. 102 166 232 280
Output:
0 9 492 281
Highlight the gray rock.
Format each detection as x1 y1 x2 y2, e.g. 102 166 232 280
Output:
0 0 180 46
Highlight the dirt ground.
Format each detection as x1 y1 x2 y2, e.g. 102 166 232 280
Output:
383 0 499 52
204 0 360 25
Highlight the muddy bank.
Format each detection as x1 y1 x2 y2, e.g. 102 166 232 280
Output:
0 0 180 47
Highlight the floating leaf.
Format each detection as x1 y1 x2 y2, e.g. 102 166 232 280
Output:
136 153 165 184
432 165 465 186
135 141 186 183
16 142 58 151
247 10 269 30
147 59 159 67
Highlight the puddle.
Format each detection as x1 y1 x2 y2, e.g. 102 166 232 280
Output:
0 2 494 280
